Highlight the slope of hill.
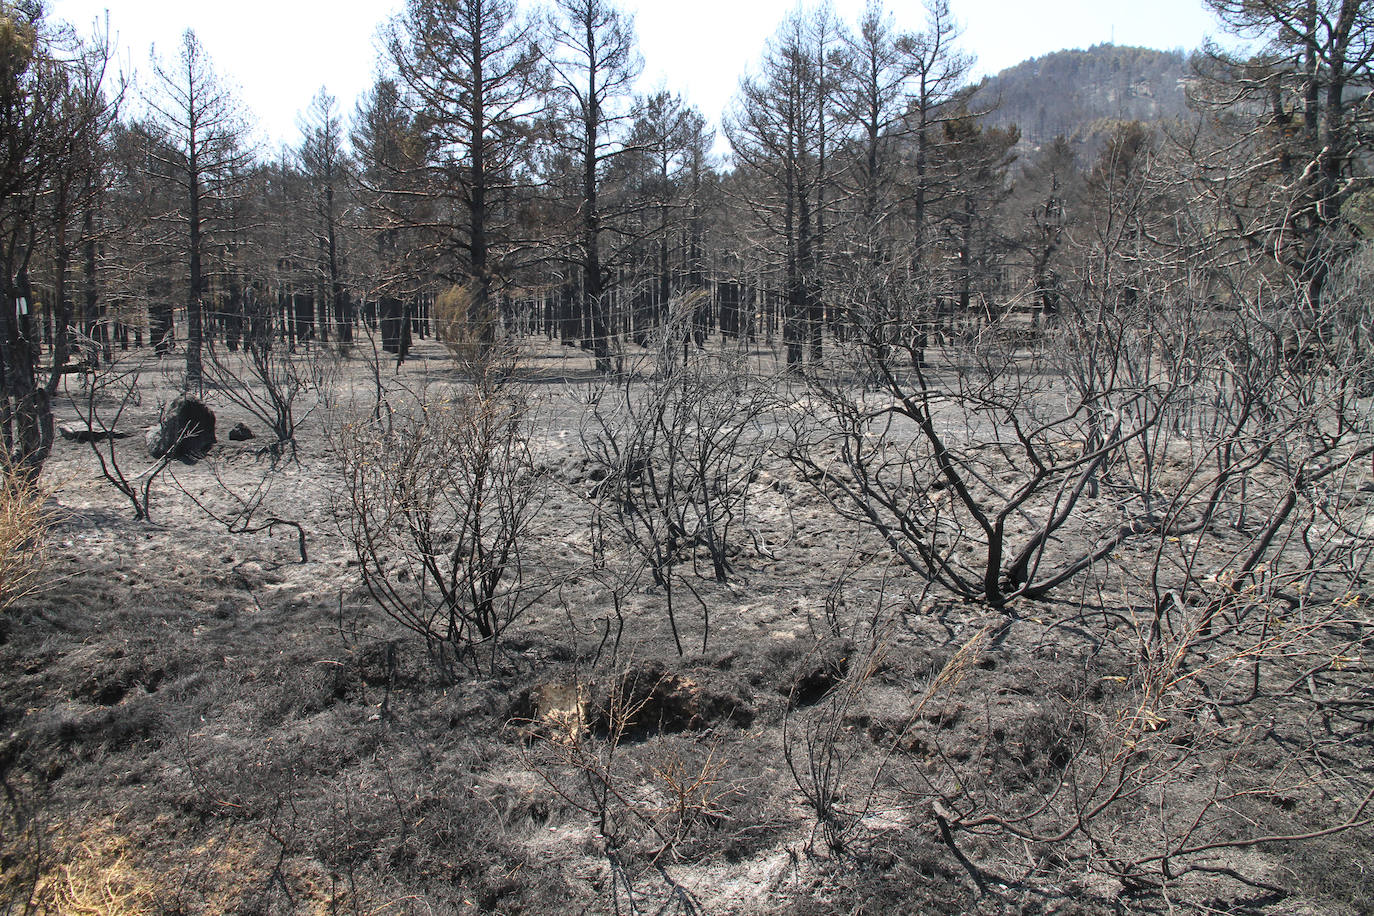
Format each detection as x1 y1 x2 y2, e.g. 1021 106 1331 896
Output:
978 43 1192 146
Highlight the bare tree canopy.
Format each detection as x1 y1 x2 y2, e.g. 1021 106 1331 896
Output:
145 28 252 390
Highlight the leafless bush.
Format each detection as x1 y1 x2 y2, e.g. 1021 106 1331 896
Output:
795 226 1374 900
204 327 319 462
168 461 307 563
524 668 717 914
795 238 1374 621
336 372 543 677
867 255 1374 900
791 263 1189 609
782 640 884 856
581 300 775 655
65 349 176 521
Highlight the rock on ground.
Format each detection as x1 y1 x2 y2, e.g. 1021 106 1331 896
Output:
58 421 127 443
145 397 216 461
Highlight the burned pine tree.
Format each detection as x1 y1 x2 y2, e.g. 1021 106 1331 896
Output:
541 0 641 372
144 29 251 391
0 2 114 472
389 0 541 355
352 78 428 361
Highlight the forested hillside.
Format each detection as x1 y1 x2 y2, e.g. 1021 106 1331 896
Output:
979 44 1192 145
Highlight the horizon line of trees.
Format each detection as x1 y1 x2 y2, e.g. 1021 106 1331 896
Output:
3 0 1373 473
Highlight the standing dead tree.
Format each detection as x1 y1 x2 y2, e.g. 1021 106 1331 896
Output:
726 8 832 373
388 0 540 352
541 0 641 373
144 29 251 392
0 3 116 475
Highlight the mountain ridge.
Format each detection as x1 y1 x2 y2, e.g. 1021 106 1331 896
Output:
975 43 1193 147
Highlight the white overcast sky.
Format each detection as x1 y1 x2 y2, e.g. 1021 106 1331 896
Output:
46 0 1228 156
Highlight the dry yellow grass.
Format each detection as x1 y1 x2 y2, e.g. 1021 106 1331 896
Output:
0 465 50 612
46 848 157 916
434 282 498 364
